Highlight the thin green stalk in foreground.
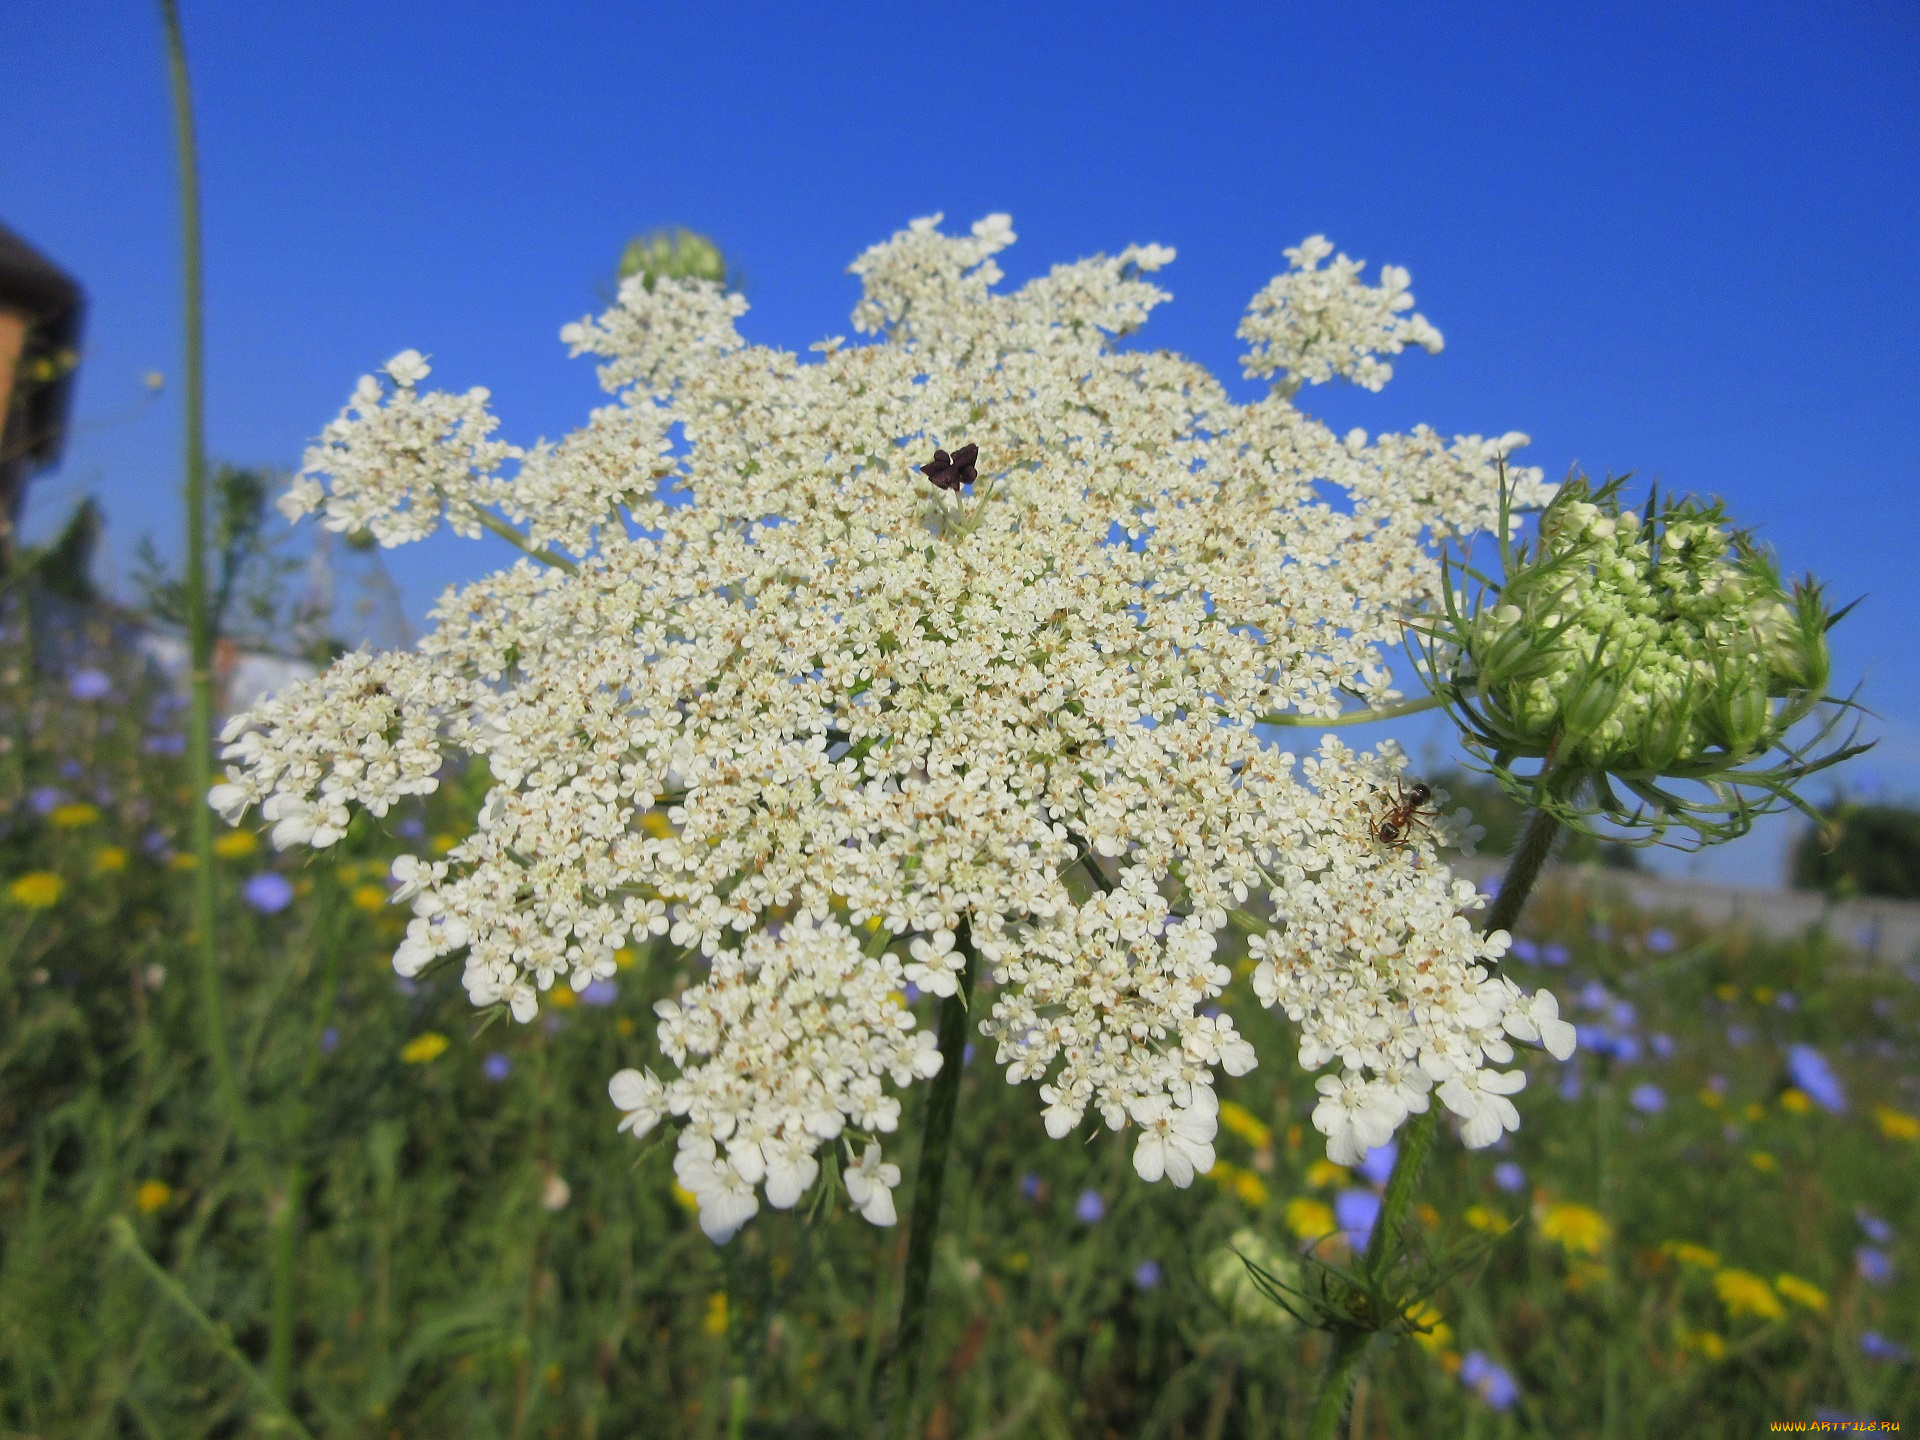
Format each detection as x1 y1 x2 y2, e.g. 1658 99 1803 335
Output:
888 922 979 1439
108 1218 315 1440
1304 804 1562 1440
158 0 243 1147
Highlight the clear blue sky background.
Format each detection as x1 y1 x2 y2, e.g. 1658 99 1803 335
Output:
7 1 1917 882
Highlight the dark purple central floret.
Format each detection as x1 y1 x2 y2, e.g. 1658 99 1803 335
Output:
919 442 978 492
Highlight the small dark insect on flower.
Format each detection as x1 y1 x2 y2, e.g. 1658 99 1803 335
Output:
919 442 979 492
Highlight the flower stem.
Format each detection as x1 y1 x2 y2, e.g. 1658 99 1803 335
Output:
471 506 580 574
888 922 978 1439
1302 803 1562 1438
1254 695 1445 727
158 0 246 1153
1304 1330 1372 1440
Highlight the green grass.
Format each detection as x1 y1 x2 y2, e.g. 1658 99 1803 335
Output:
3 629 1917 1438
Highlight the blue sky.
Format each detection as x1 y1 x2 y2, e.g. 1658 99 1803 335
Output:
7 1 1917 881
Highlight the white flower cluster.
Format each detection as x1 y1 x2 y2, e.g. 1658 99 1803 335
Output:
280 350 517 546
216 214 1573 1235
1250 740 1577 1162
1239 235 1445 394
608 916 938 1240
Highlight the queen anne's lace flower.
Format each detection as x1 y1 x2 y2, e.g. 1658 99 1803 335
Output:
216 214 1573 1236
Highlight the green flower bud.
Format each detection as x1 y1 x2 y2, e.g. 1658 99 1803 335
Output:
1426 474 1864 848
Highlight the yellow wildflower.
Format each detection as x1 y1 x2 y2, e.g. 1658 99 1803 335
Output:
542 1362 563 1391
399 1032 450 1064
8 872 64 909
1404 1300 1452 1354
1661 1241 1720 1270
1779 1089 1813 1115
352 883 387 912
1714 1268 1784 1321
213 830 259 859
702 1292 728 1337
1231 1169 1270 1208
671 1181 702 1215
1464 1204 1507 1234
169 853 197 871
1774 1274 1828 1314
1305 1159 1348 1189
49 803 99 828
134 1180 172 1214
1875 1106 1920 1142
1715 983 1739 1002
93 846 128 874
1285 1197 1337 1243
1538 1202 1612 1257
641 812 675 839
549 985 578 1009
613 946 638 970
1698 1088 1724 1110
1218 1100 1273 1151
1565 1259 1609 1293
1748 1151 1777 1173
1751 985 1775 1004
1416 1203 1441 1230
1744 1102 1766 1121
432 833 457 855
615 1016 634 1036
1684 1329 1727 1360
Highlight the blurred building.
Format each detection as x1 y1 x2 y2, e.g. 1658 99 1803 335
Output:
0 224 84 574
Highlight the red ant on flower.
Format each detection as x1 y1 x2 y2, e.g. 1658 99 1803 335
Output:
1370 779 1435 849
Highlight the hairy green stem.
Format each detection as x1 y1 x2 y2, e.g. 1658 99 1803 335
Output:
158 0 244 1148
472 506 580 573
108 1218 315 1439
1254 695 1445 727
1303 804 1562 1439
888 922 978 1438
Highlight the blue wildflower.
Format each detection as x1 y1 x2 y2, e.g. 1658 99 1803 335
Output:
903 981 922 1004
395 817 425 840
1335 1189 1381 1250
1075 1190 1106 1224
1132 1259 1163 1290
29 786 63 815
1646 928 1676 953
143 734 187 756
1493 1162 1526 1194
1356 1142 1397 1186
1019 1172 1043 1201
1857 1247 1894 1286
1785 1044 1846 1114
580 979 618 1006
1543 942 1571 967
1629 1083 1666 1115
1460 1351 1520 1409
963 1043 975 1066
1580 982 1610 1011
1857 1209 1895 1245
1649 1033 1675 1059
320 1026 339 1054
241 872 295 915
483 1053 512 1082
1775 991 1799 1012
1726 1025 1755 1049
1510 938 1540 964
1860 1331 1912 1363
69 669 111 700
1559 1071 1584 1102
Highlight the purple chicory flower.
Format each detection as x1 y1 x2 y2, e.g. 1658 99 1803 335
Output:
1510 938 1539 964
241 872 295 915
1786 1044 1847 1114
1726 1025 1755 1049
1649 1033 1675 1060
483 1053 512 1082
1075 1189 1106 1224
144 733 187 756
580 979 618 1006
1493 1162 1526 1194
1629 1083 1666 1115
1020 1172 1043 1202
1645 928 1676 953
1542 942 1571 967
1559 1071 1583 1102
1580 982 1611 1011
29 786 64 815
1133 1259 1163 1290
320 1026 339 1054
1857 1209 1895 1246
